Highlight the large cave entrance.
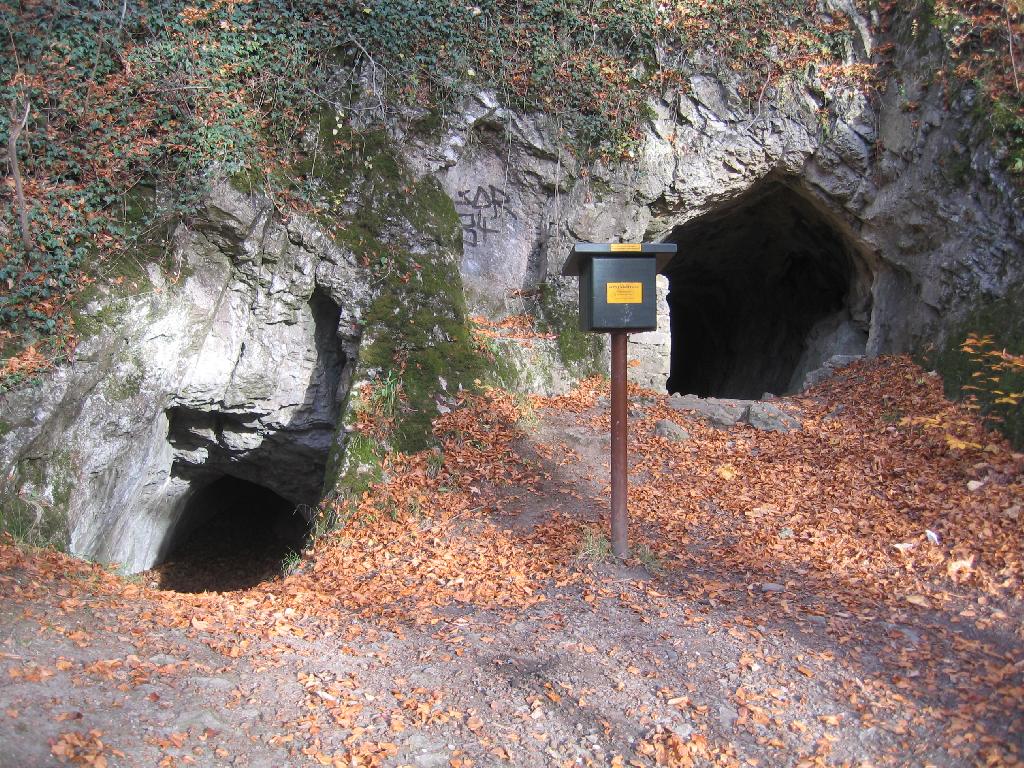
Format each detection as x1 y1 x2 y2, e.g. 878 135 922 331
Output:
663 183 868 399
156 475 309 593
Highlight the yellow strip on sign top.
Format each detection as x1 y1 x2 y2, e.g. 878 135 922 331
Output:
610 243 642 252
607 282 643 304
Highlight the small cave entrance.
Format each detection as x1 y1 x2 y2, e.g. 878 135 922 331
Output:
145 286 348 587
155 475 310 593
663 182 868 399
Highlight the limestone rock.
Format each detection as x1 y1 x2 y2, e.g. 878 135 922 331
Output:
788 315 868 394
666 394 749 429
743 403 803 433
483 336 572 397
0 181 369 572
627 275 671 393
801 355 864 390
654 420 690 442
0 170 471 573
666 394 803 433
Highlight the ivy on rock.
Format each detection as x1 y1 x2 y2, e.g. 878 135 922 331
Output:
1 0 861 363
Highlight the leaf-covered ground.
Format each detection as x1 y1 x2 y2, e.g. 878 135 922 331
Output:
1 356 1022 767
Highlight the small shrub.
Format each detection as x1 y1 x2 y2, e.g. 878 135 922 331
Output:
309 502 347 541
369 369 402 421
0 495 68 551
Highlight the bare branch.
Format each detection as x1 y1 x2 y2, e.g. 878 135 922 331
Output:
8 99 32 250
347 36 389 122
1007 3 1020 94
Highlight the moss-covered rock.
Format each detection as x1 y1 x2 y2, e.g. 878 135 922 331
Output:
538 279 605 378
0 452 73 550
270 119 488 495
331 429 386 497
103 355 147 403
69 186 175 345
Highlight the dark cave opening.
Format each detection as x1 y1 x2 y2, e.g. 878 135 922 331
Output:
148 285 349 582
664 183 865 399
156 475 310 593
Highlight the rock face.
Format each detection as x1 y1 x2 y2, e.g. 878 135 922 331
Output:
0 183 371 571
2 5 1022 571
400 4 1022 400
1 117 491 571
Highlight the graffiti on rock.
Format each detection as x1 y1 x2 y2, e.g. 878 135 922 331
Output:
456 185 517 248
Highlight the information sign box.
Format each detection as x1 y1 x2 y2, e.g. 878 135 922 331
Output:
561 243 676 332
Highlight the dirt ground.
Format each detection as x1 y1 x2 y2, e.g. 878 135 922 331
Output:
1 357 1022 768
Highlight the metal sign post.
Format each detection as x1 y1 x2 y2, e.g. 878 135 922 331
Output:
562 242 677 559
609 329 629 557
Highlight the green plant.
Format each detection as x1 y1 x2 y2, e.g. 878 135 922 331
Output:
426 448 445 478
576 526 612 564
369 369 402 420
633 542 664 574
989 96 1024 175
0 492 68 551
281 549 302 576
309 502 347 540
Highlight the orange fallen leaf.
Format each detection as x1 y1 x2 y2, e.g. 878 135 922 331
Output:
947 555 974 579
904 594 932 609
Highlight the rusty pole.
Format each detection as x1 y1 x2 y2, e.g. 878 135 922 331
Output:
610 330 628 558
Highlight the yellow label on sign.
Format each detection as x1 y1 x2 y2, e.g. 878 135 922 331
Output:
610 243 642 252
607 282 643 304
